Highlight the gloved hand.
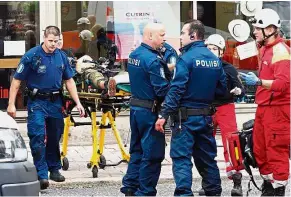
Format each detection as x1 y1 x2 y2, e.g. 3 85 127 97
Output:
230 87 242 95
239 72 259 86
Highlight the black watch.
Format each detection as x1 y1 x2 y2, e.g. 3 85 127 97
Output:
256 79 262 86
158 114 164 119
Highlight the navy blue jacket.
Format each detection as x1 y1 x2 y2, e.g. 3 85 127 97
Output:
128 43 170 103
14 44 74 92
160 41 227 119
160 42 178 65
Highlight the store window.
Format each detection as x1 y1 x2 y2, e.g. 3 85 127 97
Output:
0 1 40 58
199 1 290 71
61 1 193 66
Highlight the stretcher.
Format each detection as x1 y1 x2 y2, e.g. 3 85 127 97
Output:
60 65 131 178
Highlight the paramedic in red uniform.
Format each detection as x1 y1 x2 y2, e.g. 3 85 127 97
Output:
203 34 245 196
240 8 290 196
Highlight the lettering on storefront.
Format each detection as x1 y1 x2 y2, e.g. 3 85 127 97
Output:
126 12 151 17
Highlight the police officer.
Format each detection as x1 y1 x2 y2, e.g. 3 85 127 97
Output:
240 9 290 196
120 23 170 196
7 26 85 190
155 20 227 196
204 34 245 196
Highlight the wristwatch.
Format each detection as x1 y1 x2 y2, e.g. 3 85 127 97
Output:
256 78 262 86
158 114 164 119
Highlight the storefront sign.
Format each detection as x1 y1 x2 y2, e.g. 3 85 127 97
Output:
4 41 25 56
113 1 180 59
236 41 258 60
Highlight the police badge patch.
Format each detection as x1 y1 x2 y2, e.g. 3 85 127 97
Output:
37 65 46 73
160 67 166 79
169 56 177 64
16 63 24 73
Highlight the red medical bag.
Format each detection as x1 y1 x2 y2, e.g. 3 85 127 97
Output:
227 133 245 171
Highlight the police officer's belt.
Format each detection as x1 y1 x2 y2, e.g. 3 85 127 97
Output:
170 107 216 122
27 89 61 101
184 107 215 116
130 98 155 108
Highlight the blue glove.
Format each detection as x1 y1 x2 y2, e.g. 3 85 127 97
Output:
239 72 259 85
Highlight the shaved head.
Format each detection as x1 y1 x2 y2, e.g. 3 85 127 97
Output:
143 23 166 49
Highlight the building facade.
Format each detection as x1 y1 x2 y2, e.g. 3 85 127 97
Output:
0 1 290 109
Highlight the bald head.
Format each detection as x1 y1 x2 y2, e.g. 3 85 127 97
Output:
143 23 166 49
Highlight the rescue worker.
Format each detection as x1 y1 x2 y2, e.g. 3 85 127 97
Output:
155 19 227 196
200 34 245 196
6 26 86 190
88 24 108 61
75 29 93 59
120 23 170 196
77 17 91 32
240 9 290 196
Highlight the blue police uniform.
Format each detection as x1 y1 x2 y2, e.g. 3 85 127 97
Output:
159 41 227 196
160 42 178 65
159 42 178 80
14 44 74 180
120 43 170 196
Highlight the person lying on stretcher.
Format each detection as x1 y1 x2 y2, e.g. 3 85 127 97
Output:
74 55 130 96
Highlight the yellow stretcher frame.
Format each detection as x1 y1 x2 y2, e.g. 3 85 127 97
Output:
61 91 130 178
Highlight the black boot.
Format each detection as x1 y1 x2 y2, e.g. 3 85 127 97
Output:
261 180 275 196
198 188 205 196
274 186 285 196
49 171 65 182
231 173 243 196
39 179 49 190
124 189 135 196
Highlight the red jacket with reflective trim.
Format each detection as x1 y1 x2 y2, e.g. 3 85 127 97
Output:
256 37 290 106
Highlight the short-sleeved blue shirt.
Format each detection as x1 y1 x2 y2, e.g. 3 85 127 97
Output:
14 43 74 92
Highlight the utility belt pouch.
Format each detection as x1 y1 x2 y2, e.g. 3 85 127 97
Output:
51 91 60 102
179 107 188 121
27 88 38 100
151 100 157 113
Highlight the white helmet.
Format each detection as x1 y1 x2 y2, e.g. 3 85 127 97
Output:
205 34 226 50
79 30 93 41
252 8 281 28
77 17 91 25
76 55 94 74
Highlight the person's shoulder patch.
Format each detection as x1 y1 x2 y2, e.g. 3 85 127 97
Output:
16 63 24 73
272 42 290 64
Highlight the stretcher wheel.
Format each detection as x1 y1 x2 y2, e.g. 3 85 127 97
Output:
98 155 106 169
92 166 98 178
87 162 92 169
62 157 69 171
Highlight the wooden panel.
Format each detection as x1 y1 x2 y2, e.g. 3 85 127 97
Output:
0 58 20 68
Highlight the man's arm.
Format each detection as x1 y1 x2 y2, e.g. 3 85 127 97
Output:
240 60 290 90
7 79 21 118
215 66 227 96
64 78 85 117
148 60 171 99
269 60 290 91
160 59 189 119
225 64 245 97
155 58 189 132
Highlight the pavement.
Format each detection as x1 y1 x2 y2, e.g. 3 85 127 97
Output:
15 104 261 186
